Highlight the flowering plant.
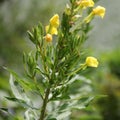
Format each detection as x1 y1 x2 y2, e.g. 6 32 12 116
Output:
4 0 105 119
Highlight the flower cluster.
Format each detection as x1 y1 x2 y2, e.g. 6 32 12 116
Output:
75 0 105 23
45 14 60 42
43 0 106 68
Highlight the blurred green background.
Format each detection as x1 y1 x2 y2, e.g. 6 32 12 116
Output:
0 0 120 119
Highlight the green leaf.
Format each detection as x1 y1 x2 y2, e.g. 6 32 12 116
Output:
67 74 91 85
46 108 71 120
27 31 35 44
56 111 71 120
6 67 44 99
5 97 38 110
58 103 69 111
71 96 95 110
49 118 57 120
0 107 21 120
38 22 44 36
8 74 39 109
24 108 39 120
51 96 95 118
46 118 57 120
0 107 8 112
53 95 71 101
9 74 30 100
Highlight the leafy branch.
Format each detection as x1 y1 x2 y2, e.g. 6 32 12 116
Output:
6 0 106 120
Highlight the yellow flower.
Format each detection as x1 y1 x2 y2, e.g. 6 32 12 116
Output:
85 56 99 67
84 6 106 23
45 34 52 42
50 14 60 28
45 25 58 35
45 14 60 35
78 0 94 8
92 6 106 18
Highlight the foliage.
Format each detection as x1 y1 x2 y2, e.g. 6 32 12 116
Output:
107 49 120 78
94 50 120 120
1 0 106 119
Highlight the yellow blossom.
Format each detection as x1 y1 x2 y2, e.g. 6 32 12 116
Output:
45 14 59 35
84 6 106 23
45 34 52 42
50 14 60 28
92 6 106 18
78 0 94 8
45 25 58 35
85 56 99 67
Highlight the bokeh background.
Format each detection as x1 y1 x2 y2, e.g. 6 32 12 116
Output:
0 0 120 119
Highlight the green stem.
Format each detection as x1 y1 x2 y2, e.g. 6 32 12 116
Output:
69 64 86 76
39 88 50 120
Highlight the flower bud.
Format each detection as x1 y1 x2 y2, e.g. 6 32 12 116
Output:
65 4 71 15
45 34 53 42
85 56 99 67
